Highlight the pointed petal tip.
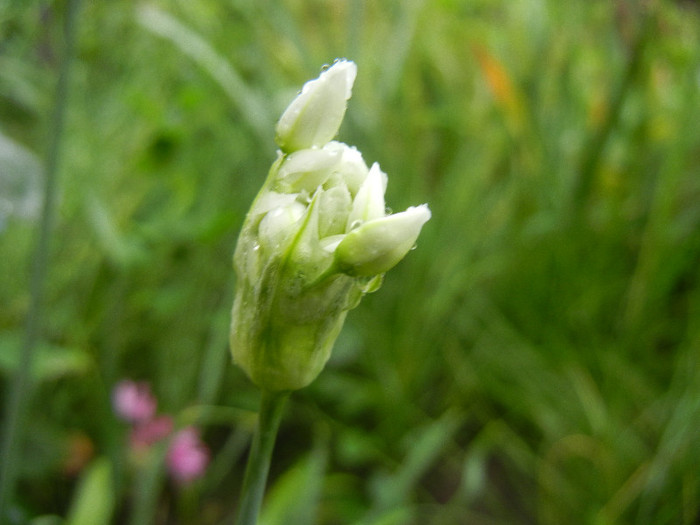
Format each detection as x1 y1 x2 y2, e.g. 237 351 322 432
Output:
408 203 432 223
324 59 357 98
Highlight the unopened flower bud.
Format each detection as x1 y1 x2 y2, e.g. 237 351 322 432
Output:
323 142 369 196
275 147 340 193
257 200 305 252
231 60 430 392
275 60 357 153
335 205 431 277
345 163 387 229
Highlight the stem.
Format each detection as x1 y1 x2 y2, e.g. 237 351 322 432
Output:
129 440 168 525
0 0 81 515
235 390 289 525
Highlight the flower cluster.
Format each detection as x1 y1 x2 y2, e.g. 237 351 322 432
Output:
230 60 431 392
112 380 209 485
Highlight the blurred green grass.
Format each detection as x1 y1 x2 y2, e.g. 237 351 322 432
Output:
2 0 700 524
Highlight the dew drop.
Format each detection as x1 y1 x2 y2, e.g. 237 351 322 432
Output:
349 220 362 231
384 206 393 215
410 243 417 251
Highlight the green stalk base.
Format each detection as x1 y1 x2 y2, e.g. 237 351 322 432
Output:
235 390 289 525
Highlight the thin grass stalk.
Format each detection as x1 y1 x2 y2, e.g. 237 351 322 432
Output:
569 6 653 223
0 0 82 514
235 390 289 525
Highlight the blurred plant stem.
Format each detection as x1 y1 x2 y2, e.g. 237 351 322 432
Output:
235 390 289 525
0 0 81 516
130 441 168 525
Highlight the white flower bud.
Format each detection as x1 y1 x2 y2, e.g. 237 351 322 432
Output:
231 60 431 391
345 163 387 231
258 201 306 252
275 60 357 153
249 191 298 220
318 185 352 238
323 142 369 196
275 147 341 193
335 204 431 277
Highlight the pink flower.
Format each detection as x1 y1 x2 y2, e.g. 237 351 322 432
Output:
112 380 157 423
166 427 210 485
112 379 210 484
130 415 174 450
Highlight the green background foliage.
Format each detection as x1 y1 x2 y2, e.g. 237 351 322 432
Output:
2 0 700 523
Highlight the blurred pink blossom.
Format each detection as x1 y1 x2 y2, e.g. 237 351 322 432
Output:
166 427 210 484
130 415 174 450
112 380 157 423
113 379 210 484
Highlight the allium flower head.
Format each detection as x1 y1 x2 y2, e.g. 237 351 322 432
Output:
231 60 430 391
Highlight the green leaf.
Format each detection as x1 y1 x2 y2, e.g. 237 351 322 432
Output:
65 458 115 525
259 443 327 525
372 410 461 511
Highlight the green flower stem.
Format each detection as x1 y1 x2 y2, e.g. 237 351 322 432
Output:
235 390 290 525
